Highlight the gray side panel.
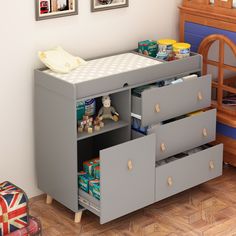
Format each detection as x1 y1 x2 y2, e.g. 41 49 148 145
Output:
155 144 223 202
35 79 78 212
131 96 142 116
100 134 156 224
75 54 202 99
35 70 75 99
150 109 216 161
110 90 131 123
141 75 212 126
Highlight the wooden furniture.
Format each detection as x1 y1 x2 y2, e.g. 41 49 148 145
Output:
180 0 236 49
35 52 223 224
179 0 236 167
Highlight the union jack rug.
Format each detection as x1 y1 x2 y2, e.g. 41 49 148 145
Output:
0 182 29 236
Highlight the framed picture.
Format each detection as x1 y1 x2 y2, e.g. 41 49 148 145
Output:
91 0 129 12
35 0 78 21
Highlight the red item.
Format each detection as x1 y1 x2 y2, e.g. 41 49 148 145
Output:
40 1 49 14
6 216 41 236
0 182 28 236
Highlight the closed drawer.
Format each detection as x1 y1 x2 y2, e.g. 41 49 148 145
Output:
79 134 156 224
131 75 212 126
149 109 217 161
155 144 223 202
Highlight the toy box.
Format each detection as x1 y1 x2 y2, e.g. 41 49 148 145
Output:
89 180 100 200
78 172 94 193
0 181 29 236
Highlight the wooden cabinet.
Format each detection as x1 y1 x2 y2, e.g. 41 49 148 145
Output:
179 0 236 167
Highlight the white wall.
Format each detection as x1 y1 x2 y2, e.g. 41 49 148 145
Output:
0 0 181 197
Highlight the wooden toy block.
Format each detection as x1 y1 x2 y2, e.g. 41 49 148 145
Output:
83 115 89 120
95 125 100 131
78 127 84 133
113 115 119 122
88 127 93 133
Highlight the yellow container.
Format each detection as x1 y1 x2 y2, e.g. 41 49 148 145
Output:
173 43 191 59
158 39 177 46
157 39 177 60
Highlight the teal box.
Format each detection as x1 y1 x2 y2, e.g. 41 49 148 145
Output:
94 166 100 179
138 40 158 58
78 171 94 193
76 101 85 121
89 179 100 200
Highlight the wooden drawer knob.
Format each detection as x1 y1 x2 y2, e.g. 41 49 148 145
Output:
160 143 166 152
155 104 160 113
203 128 208 137
209 160 215 170
167 177 173 187
198 91 203 101
128 160 133 171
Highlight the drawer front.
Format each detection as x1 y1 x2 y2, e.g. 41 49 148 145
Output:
150 109 216 161
133 75 212 126
100 134 156 224
155 144 223 202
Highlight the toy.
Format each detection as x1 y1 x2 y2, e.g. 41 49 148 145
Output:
93 116 104 129
88 127 93 134
97 95 119 122
77 116 94 133
94 125 100 131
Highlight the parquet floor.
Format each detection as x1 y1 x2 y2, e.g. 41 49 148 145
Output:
30 165 236 236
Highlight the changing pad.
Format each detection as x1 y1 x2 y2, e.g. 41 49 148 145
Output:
44 53 162 84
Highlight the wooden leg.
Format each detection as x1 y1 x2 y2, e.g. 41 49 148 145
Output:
46 195 53 205
74 211 83 223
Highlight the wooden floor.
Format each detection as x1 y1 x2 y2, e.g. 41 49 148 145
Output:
30 165 236 236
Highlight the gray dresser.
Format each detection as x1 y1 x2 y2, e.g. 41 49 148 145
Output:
35 52 223 224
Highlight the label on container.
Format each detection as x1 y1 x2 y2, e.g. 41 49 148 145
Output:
85 99 96 117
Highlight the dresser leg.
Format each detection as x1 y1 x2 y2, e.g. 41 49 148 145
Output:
74 212 83 223
46 195 53 204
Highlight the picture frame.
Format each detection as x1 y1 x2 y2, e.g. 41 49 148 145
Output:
35 0 78 21
91 0 129 12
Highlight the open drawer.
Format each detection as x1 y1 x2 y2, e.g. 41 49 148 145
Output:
79 134 156 224
131 75 212 126
150 109 217 161
155 144 223 202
